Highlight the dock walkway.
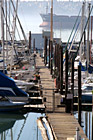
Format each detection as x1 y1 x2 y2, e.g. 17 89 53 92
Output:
36 54 89 140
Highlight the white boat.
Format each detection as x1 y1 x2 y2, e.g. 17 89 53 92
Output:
81 77 93 103
13 79 35 92
82 77 93 95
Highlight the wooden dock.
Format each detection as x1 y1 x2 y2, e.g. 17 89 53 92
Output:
36 54 89 140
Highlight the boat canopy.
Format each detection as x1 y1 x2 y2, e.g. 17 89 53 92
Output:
88 65 93 74
0 71 28 97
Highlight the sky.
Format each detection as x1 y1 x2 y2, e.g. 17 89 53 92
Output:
19 0 92 1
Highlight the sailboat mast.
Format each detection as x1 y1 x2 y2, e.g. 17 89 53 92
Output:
10 0 28 45
5 0 8 65
9 0 11 35
50 0 53 41
80 2 85 62
87 3 91 69
10 0 19 75
90 16 92 64
1 0 5 73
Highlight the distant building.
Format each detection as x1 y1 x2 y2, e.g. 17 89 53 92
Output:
32 34 44 49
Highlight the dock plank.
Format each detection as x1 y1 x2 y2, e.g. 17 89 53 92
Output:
36 54 89 140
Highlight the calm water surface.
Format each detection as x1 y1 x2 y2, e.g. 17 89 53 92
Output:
74 111 92 140
0 112 44 140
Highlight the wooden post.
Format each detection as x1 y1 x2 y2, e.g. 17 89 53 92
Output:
58 45 60 91
71 59 74 114
84 30 86 57
48 39 50 68
56 44 60 90
50 41 53 75
53 89 55 112
78 65 81 125
65 50 68 113
58 44 60 74
85 112 88 137
54 44 57 68
57 44 58 69
33 38 35 52
45 37 48 65
60 46 63 95
56 44 58 89
44 37 46 64
29 31 31 53
89 112 90 140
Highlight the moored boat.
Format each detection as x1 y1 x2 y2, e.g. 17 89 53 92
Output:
0 97 26 112
0 71 30 103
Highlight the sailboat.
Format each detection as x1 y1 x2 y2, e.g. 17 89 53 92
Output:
0 71 30 111
0 71 30 103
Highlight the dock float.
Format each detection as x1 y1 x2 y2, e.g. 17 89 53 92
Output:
24 104 45 113
36 54 89 140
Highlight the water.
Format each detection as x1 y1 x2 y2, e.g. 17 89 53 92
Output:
0 112 92 140
0 112 44 140
74 111 92 140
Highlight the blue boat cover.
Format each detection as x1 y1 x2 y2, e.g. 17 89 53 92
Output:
88 65 93 74
0 60 3 63
79 61 87 71
0 71 28 96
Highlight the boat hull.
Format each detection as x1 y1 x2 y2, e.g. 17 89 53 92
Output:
82 94 92 103
0 102 25 112
39 21 77 29
39 13 87 29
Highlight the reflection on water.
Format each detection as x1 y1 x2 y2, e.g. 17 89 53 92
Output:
0 113 44 140
74 111 92 140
